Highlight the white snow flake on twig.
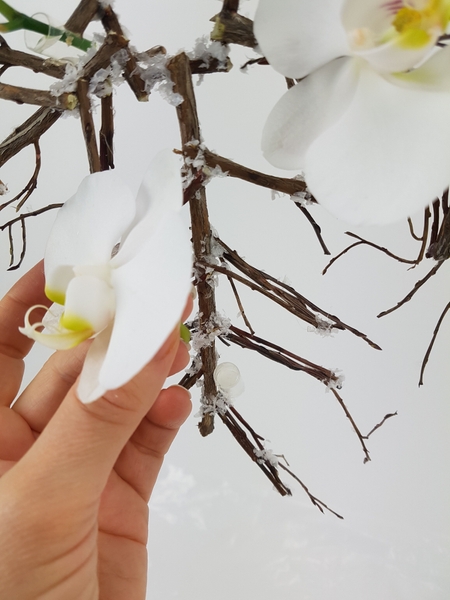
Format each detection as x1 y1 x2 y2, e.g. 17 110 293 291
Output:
326 369 345 391
191 311 231 352
254 446 279 467
307 314 336 337
187 36 229 70
137 51 183 106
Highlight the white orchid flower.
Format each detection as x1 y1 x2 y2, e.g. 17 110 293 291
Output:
254 0 450 224
20 150 192 403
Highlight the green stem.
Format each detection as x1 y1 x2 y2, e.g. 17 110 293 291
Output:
0 0 18 20
0 1 92 51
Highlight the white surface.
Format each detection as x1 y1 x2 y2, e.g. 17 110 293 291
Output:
0 1 448 599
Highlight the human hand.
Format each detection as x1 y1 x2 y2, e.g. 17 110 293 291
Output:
0 261 192 600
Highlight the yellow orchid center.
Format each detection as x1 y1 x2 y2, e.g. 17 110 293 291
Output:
391 0 449 48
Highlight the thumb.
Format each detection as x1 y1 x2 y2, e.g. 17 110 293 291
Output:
20 324 181 503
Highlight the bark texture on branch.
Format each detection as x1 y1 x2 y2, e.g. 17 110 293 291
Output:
168 52 219 436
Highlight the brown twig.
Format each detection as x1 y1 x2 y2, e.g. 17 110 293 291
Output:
430 198 441 247
419 301 450 386
7 215 26 270
364 412 398 438
0 82 77 110
220 406 292 496
223 259 255 334
330 389 371 463
186 146 313 198
168 52 219 437
77 78 101 173
278 464 344 519
215 236 381 350
377 261 444 318
210 10 257 48
323 232 418 277
183 147 331 253
189 56 233 74
81 31 128 79
0 107 62 168
294 202 330 255
65 0 100 35
427 207 450 261
0 203 63 231
0 36 66 79
101 6 148 101
224 324 339 385
1 203 62 269
0 141 41 212
99 94 114 170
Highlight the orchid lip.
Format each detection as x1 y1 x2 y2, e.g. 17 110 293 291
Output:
19 304 94 350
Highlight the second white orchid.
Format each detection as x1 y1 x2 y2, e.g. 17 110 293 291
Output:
255 0 450 225
20 150 192 403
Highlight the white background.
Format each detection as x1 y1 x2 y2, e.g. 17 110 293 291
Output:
0 1 449 598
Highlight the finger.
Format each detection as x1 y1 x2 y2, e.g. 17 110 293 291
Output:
0 261 50 406
14 322 182 508
0 406 35 462
113 384 192 502
14 333 190 435
13 341 90 434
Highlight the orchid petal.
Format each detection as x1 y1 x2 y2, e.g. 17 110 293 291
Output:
116 150 183 265
45 171 136 298
77 326 112 403
99 212 192 391
262 57 358 169
386 44 450 90
305 63 450 224
354 36 437 73
254 0 349 78
62 275 115 333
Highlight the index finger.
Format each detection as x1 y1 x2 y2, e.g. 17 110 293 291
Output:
0 261 51 406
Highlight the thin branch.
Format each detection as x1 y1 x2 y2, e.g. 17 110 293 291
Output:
278 464 344 519
219 408 292 496
419 301 450 386
430 198 441 247
99 93 114 170
322 241 363 275
324 232 418 275
7 215 26 270
0 107 62 168
0 35 65 78
223 260 255 334
224 324 339 385
294 201 330 255
0 81 77 109
428 207 450 261
364 412 398 438
215 236 381 350
377 261 444 318
0 203 63 231
330 389 371 463
186 146 313 198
